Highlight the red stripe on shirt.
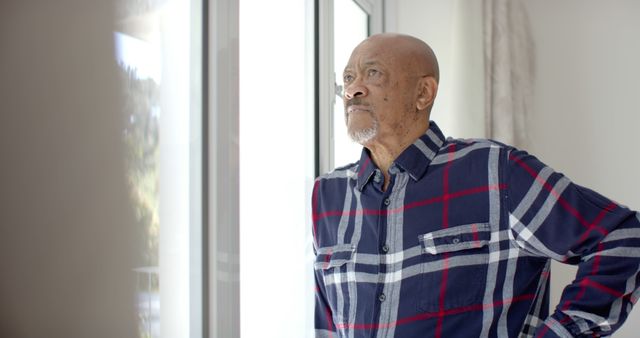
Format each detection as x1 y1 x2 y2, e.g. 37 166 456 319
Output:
313 183 507 221
358 157 371 178
584 278 625 298
436 145 456 338
335 294 536 330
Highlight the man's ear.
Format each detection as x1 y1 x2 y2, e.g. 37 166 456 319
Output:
416 76 438 111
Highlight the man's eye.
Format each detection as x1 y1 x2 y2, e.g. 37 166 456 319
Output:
367 69 379 76
343 74 354 83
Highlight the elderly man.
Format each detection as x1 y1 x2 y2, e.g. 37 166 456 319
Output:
312 33 640 337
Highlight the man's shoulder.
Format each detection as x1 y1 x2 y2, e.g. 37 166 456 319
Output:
436 136 515 166
443 136 512 150
315 161 360 182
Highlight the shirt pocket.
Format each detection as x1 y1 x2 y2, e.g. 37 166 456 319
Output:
314 244 356 323
417 222 491 312
314 244 356 271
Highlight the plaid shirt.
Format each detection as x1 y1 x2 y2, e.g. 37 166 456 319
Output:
312 121 640 338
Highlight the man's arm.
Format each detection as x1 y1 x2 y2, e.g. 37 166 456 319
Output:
507 149 640 337
314 266 337 338
312 179 338 338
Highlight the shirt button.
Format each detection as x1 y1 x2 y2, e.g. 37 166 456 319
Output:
382 244 389 253
383 198 390 206
378 293 386 302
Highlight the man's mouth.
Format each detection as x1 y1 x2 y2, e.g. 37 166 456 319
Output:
347 105 371 114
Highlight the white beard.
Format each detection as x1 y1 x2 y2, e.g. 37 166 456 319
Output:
348 118 378 145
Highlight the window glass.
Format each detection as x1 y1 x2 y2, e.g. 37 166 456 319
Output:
333 0 369 168
115 0 203 337
239 0 315 337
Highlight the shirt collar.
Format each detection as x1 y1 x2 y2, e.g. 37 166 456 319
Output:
356 121 446 191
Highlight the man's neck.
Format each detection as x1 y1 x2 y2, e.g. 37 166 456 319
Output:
365 121 430 191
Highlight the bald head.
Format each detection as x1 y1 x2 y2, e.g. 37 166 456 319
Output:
342 33 440 148
353 33 439 82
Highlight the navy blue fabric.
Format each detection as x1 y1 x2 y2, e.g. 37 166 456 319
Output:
312 121 640 338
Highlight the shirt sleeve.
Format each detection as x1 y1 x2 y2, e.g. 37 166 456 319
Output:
311 179 337 338
506 149 640 337
314 266 337 337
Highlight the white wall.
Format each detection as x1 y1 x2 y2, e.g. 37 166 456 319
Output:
394 0 640 335
523 1 640 336
389 0 485 139
0 1 138 337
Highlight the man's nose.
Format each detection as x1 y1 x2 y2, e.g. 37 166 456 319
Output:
344 82 368 100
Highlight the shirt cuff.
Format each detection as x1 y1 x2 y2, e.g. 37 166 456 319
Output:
534 314 576 338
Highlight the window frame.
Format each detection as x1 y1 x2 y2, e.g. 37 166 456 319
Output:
206 0 240 337
316 0 384 175
204 0 383 336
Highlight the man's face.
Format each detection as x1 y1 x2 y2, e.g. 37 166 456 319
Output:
342 39 418 146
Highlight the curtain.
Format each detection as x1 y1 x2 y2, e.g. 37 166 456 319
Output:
483 0 534 148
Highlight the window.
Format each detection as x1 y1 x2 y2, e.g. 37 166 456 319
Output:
115 0 204 336
236 1 384 334
115 1 383 336
332 0 371 167
239 0 316 337
318 0 383 173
